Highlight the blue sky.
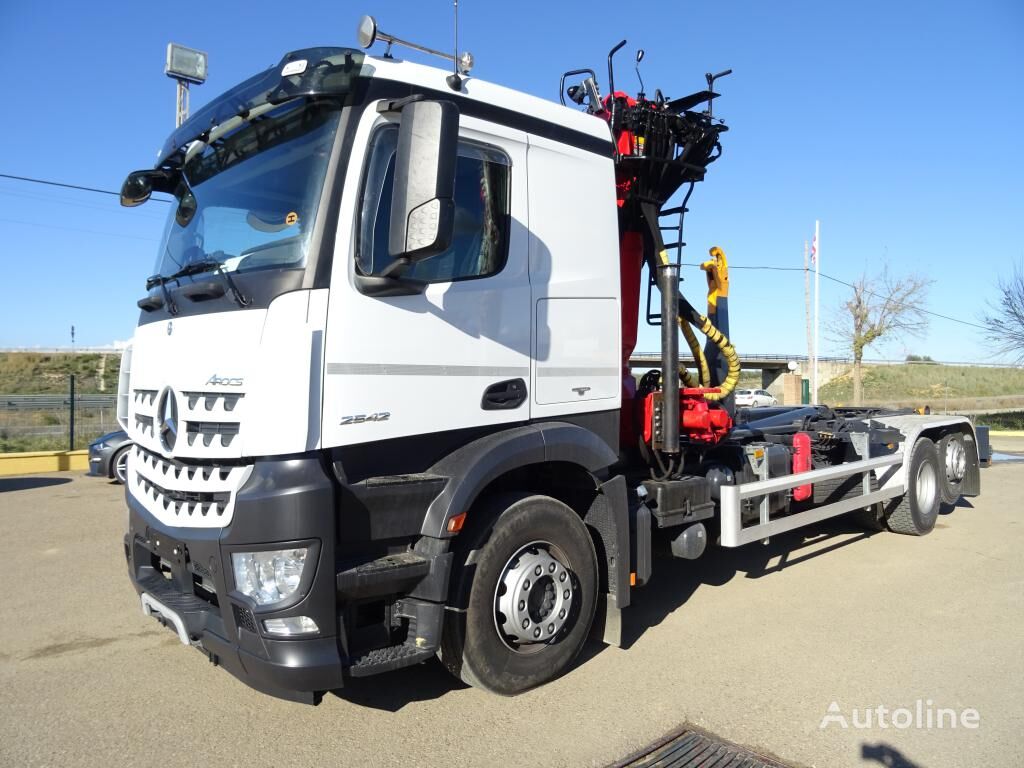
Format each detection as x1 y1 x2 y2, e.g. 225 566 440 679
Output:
0 0 1021 362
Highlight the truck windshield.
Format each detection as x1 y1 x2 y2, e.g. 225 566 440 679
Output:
152 98 341 283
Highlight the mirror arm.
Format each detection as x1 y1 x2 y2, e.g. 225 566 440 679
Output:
376 94 427 114
354 273 427 297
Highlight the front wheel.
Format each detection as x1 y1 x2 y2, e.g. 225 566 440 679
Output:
111 445 130 485
441 493 598 695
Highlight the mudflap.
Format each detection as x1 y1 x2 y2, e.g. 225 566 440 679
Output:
584 474 631 647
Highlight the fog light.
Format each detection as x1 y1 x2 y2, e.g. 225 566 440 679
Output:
232 548 308 605
263 616 319 636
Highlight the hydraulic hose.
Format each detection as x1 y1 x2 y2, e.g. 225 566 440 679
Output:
654 247 740 401
680 297 742 402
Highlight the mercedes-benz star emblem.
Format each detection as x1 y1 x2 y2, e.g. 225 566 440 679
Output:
157 387 179 452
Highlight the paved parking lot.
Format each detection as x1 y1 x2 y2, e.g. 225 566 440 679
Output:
1 462 1021 768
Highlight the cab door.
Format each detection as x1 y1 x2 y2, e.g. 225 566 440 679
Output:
322 107 531 449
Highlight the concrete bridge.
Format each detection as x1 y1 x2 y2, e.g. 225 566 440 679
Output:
628 352 852 396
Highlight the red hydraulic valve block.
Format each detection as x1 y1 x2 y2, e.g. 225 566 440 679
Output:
792 431 813 501
643 389 733 446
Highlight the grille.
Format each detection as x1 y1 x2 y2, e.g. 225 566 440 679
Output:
135 414 155 438
136 475 230 519
186 421 240 448
130 386 246 459
129 445 252 529
232 603 258 634
133 389 158 406
181 391 243 412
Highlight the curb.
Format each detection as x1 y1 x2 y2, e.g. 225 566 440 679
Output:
0 450 89 477
988 430 1024 438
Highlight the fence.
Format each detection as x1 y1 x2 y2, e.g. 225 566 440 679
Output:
0 381 118 453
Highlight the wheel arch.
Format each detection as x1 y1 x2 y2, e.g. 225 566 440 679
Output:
423 422 631 642
421 422 617 539
873 415 981 497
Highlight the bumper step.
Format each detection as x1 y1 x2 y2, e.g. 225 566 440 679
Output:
348 641 434 677
336 552 430 599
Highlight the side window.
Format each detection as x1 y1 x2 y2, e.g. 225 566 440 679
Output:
357 124 511 283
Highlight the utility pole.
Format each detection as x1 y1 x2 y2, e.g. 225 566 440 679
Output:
812 220 821 404
165 43 208 128
803 240 812 378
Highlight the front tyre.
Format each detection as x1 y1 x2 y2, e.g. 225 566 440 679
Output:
441 494 598 695
111 445 130 485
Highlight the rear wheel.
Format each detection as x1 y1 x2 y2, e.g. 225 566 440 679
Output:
884 437 941 536
111 445 130 485
936 432 967 507
440 493 598 695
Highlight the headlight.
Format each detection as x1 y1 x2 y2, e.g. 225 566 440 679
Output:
92 441 108 451
231 548 308 605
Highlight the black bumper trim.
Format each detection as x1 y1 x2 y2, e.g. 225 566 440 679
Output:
125 453 345 702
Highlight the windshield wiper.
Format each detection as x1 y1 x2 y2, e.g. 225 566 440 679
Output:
168 256 252 308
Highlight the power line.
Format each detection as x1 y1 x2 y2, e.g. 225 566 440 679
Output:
0 217 159 243
0 173 171 203
682 262 988 331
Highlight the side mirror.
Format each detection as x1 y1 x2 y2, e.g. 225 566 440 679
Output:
120 171 154 207
386 99 459 268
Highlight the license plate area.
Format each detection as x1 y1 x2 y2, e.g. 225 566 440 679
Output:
147 528 189 567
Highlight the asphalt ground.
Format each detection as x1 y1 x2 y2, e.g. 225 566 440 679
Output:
1 463 1021 768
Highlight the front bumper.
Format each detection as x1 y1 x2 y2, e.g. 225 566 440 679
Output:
123 455 344 703
87 445 109 477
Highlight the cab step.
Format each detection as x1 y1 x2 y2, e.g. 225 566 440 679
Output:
347 641 435 677
336 552 430 599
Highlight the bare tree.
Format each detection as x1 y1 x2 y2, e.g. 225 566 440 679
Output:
982 265 1024 364
829 268 932 405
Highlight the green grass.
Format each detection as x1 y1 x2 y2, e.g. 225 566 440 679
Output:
820 364 1024 406
977 411 1024 431
0 352 121 394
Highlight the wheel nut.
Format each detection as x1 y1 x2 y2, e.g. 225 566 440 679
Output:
523 579 530 590
549 563 556 573
559 572 567 582
518 600 525 610
563 589 570 599
547 623 555 634
533 627 541 638
522 619 529 629
535 565 542 576
558 608 566 619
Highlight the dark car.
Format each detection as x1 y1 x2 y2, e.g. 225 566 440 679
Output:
88 430 133 484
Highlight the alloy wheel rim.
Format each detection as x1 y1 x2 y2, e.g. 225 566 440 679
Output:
493 540 576 654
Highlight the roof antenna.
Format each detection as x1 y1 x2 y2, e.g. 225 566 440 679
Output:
446 0 464 91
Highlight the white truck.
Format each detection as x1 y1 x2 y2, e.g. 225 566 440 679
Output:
116 18 980 703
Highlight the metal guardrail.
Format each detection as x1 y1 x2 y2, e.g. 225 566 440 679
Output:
1 395 117 410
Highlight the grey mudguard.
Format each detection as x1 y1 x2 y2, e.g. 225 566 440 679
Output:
420 421 618 539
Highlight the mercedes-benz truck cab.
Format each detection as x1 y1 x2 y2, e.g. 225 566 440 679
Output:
119 47 622 702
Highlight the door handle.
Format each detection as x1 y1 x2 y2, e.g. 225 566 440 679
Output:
481 379 527 411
